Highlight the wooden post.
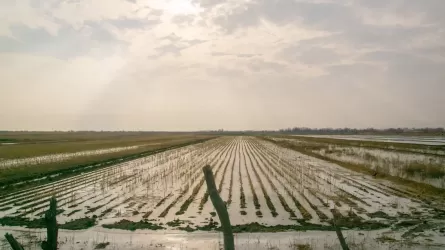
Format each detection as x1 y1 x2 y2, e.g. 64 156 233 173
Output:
335 226 349 250
4 233 24 250
41 197 58 250
332 216 349 250
203 165 235 250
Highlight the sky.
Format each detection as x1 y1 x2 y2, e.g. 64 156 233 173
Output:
0 0 444 131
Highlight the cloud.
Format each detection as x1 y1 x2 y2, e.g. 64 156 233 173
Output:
278 44 343 65
211 52 259 58
160 33 182 43
186 39 207 46
154 38 206 56
155 43 183 56
172 14 195 25
237 53 258 58
414 45 445 60
211 0 444 51
1 0 444 130
193 0 223 9
0 0 164 59
0 23 125 59
152 34 207 57
212 0 356 33
106 17 161 29
360 50 445 86
247 58 287 72
207 66 245 78
355 0 445 24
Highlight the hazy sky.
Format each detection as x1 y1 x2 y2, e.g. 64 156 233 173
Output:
1 0 444 131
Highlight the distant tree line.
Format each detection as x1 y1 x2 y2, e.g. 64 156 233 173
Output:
199 127 444 136
2 128 444 135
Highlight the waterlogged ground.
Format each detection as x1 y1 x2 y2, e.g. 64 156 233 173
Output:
297 135 445 146
1 227 445 250
1 137 444 249
273 137 445 188
0 145 143 168
316 145 445 188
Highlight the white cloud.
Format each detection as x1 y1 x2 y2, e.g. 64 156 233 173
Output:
0 0 61 37
0 0 444 130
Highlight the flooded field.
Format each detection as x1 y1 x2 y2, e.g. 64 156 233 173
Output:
297 135 445 146
0 132 212 184
1 136 444 249
2 227 444 250
315 145 445 188
0 145 142 168
273 137 445 188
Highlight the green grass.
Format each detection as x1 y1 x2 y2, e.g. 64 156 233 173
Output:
95 242 110 249
367 211 393 219
0 216 45 228
376 235 397 243
0 215 96 230
102 219 165 231
292 244 312 250
60 217 96 230
405 163 445 179
0 132 211 159
0 136 215 195
100 217 388 233
191 219 386 233
166 219 189 227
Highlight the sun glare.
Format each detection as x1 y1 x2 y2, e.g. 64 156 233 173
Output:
165 0 200 15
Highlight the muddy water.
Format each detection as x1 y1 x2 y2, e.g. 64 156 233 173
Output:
0 227 443 250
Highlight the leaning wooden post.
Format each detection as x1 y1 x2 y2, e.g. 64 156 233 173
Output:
203 165 235 250
41 197 58 250
334 225 349 250
4 233 25 250
332 215 349 250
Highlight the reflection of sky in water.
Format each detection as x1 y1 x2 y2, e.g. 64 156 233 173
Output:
316 145 445 188
0 145 141 168
299 135 445 146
